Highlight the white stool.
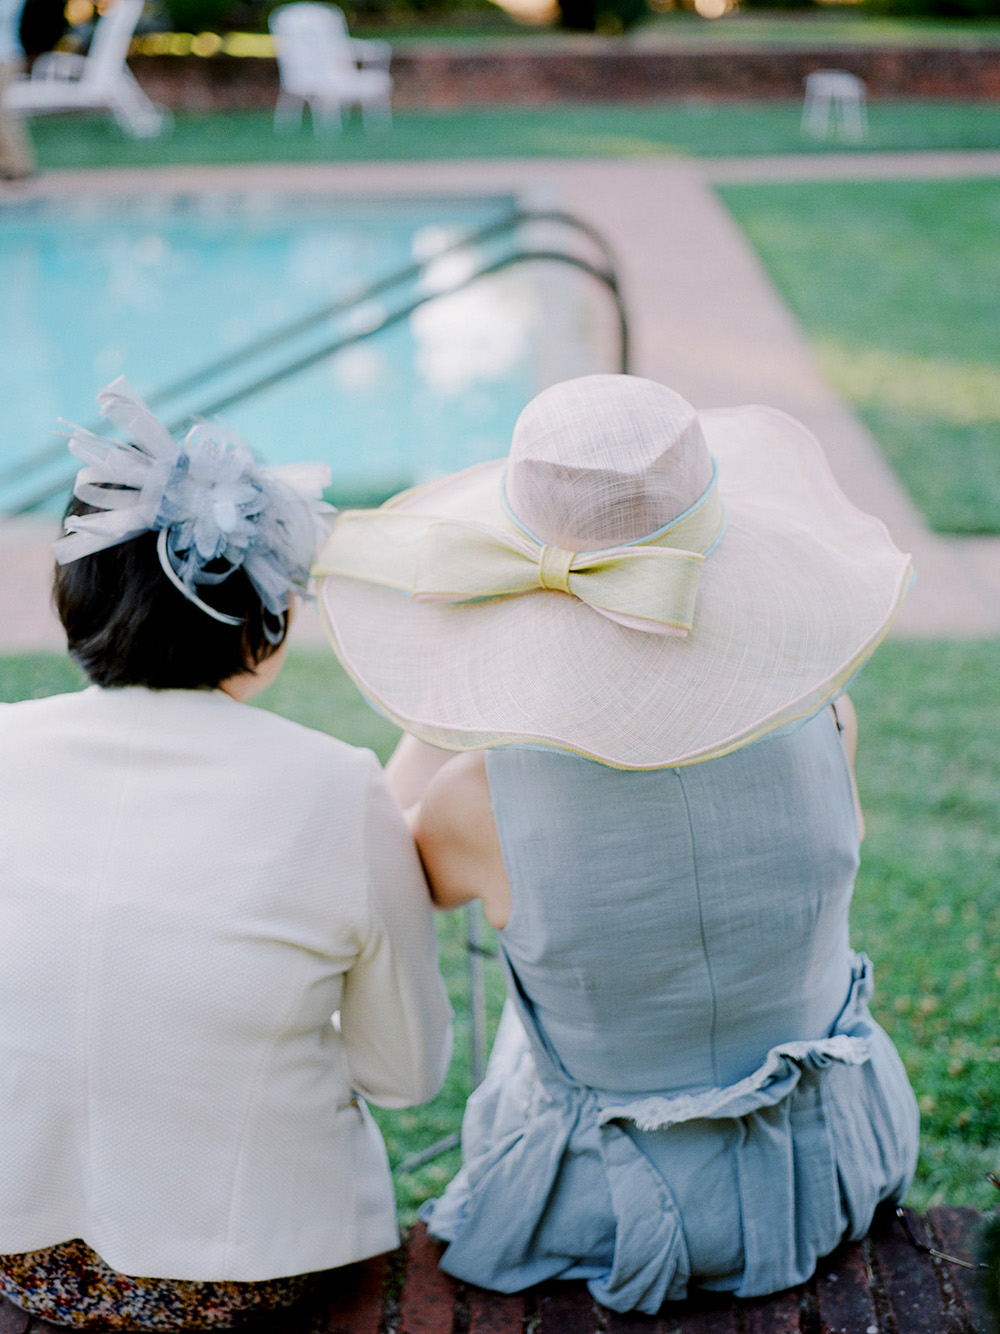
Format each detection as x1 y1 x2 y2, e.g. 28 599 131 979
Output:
801 69 868 141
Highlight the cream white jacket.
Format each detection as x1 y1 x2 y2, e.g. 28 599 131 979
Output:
0 686 452 1281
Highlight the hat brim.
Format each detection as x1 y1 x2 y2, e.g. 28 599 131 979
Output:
316 405 912 769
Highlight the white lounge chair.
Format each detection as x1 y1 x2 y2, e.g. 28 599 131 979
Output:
269 2 392 133
3 0 168 139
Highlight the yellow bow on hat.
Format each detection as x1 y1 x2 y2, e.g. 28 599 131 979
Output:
314 481 725 638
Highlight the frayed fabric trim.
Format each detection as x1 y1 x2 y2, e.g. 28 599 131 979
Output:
597 954 874 1132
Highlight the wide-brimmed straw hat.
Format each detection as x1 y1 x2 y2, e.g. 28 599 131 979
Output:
314 375 912 769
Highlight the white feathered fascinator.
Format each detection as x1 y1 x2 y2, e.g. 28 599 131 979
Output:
53 378 334 637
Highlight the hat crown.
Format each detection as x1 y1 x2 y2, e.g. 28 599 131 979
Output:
506 375 715 549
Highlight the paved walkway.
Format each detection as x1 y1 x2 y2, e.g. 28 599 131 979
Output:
3 150 999 651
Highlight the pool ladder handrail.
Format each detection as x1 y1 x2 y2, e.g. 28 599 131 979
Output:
2 208 629 515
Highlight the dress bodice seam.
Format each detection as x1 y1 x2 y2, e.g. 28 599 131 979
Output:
673 768 720 1088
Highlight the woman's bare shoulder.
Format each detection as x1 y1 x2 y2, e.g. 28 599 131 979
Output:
417 750 492 848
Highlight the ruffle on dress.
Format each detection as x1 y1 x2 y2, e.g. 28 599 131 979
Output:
422 953 917 1315
596 956 874 1133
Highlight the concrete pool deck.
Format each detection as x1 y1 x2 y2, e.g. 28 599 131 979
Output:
2 149 999 653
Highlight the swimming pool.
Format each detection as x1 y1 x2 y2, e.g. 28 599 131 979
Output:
0 190 603 513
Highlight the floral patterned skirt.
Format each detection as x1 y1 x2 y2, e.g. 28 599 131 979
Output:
0 1239 318 1330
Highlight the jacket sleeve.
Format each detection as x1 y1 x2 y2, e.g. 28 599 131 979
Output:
339 754 453 1108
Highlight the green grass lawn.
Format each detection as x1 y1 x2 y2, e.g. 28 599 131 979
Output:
848 640 1000 1215
717 176 1000 535
2 642 997 1217
21 99 1000 170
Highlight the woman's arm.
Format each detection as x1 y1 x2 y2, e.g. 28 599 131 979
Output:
413 751 512 930
385 733 456 812
339 756 453 1108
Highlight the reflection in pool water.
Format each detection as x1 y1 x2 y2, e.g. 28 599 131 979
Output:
0 191 600 513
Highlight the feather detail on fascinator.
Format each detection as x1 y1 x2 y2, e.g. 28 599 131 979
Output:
54 378 334 636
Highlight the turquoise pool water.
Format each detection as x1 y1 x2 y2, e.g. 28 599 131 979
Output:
0 190 594 512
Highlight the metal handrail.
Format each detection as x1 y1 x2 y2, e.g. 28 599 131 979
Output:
163 250 628 428
7 245 629 515
0 208 624 500
146 208 623 410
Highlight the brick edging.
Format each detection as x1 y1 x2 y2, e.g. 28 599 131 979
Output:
130 43 1000 112
0 1208 990 1332
322 1206 993 1332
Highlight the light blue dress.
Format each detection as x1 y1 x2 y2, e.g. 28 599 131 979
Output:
422 709 918 1313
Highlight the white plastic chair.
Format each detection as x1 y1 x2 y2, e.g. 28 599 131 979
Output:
268 2 392 133
2 0 168 138
801 69 868 142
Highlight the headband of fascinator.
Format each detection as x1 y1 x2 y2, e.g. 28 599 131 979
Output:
53 378 333 638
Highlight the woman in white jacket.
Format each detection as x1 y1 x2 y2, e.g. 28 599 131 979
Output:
0 381 452 1330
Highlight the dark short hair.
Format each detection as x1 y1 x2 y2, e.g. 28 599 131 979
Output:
53 498 287 690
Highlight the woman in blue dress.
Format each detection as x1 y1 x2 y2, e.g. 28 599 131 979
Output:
314 373 920 1313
